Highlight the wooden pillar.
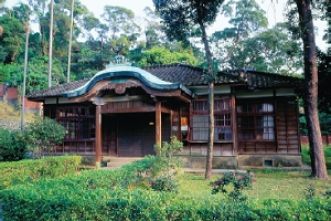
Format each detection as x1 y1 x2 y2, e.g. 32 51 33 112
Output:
95 105 102 168
155 101 162 147
231 95 238 155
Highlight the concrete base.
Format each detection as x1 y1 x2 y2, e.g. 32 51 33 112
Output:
237 155 302 168
179 155 302 169
82 154 302 169
180 156 238 169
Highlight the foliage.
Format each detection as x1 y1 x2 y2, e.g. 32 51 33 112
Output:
0 9 25 64
318 49 331 113
0 158 330 220
301 146 331 169
212 171 252 202
212 0 302 73
155 136 183 159
300 112 331 135
151 175 178 192
136 46 198 67
0 156 81 189
0 128 27 162
25 117 66 155
0 63 22 86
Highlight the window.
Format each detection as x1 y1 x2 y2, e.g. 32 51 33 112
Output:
57 106 95 140
191 98 232 142
237 101 275 141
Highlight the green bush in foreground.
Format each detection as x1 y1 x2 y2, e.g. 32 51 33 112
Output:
0 156 330 221
0 156 81 189
0 128 28 162
25 117 66 156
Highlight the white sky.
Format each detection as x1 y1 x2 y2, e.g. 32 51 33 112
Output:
5 0 328 50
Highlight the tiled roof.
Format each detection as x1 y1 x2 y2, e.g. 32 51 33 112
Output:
28 79 89 99
223 70 302 89
28 64 302 99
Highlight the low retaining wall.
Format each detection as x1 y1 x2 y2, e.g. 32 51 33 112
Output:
180 156 238 169
237 155 302 168
180 155 302 169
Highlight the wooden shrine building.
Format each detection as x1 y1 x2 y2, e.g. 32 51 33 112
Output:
28 64 303 168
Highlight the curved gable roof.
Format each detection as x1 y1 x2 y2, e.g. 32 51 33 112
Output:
28 64 302 100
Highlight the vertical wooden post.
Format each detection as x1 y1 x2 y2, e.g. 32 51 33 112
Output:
231 95 238 155
155 101 162 148
95 105 102 168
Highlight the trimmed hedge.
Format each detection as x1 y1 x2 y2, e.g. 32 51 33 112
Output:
0 156 330 221
0 156 82 189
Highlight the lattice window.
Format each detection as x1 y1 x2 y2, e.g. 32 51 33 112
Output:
237 101 275 141
56 105 95 140
191 98 232 142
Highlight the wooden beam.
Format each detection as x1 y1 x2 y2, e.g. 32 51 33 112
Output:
95 105 102 168
155 101 162 147
231 94 238 155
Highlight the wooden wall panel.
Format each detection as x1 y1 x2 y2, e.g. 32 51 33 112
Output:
275 98 300 155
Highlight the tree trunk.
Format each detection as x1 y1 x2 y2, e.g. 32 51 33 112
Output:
199 21 215 180
295 0 328 179
21 23 30 131
67 0 75 83
48 0 54 88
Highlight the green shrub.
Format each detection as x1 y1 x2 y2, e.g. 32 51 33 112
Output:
26 117 66 155
0 156 81 189
0 128 28 161
301 146 331 169
151 175 178 192
0 157 330 221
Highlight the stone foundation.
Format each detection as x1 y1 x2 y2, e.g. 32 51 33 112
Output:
237 155 302 168
180 156 238 169
179 155 302 169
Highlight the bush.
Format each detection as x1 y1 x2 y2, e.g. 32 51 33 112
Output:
301 146 331 169
151 175 178 192
0 156 81 189
0 157 330 221
0 128 28 161
26 117 66 155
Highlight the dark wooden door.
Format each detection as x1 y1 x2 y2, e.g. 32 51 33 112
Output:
102 115 117 156
117 113 155 157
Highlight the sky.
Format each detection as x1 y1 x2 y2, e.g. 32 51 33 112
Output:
5 0 328 50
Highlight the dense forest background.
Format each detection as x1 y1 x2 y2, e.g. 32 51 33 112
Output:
0 0 329 134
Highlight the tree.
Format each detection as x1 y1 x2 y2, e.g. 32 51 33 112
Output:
212 0 268 70
220 23 302 74
134 46 198 66
318 50 331 113
66 0 74 83
295 0 328 179
102 6 140 39
154 0 225 179
0 9 25 64
20 22 30 130
48 0 54 88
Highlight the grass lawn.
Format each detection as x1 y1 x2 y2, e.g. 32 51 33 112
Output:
177 146 331 201
177 170 331 201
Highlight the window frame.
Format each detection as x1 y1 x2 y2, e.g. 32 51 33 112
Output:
190 97 233 143
55 105 95 141
237 99 276 142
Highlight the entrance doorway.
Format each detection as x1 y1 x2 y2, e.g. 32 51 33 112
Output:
103 113 155 157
